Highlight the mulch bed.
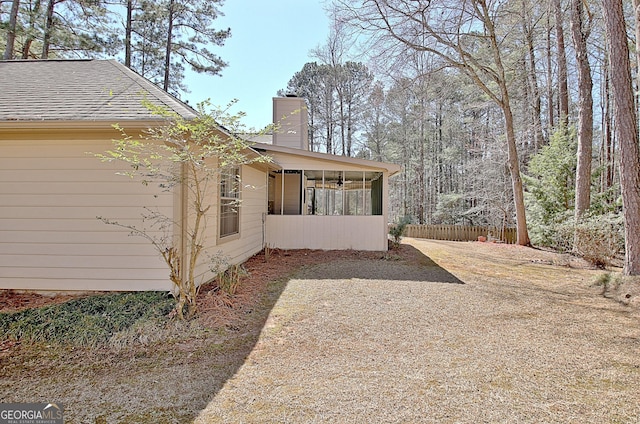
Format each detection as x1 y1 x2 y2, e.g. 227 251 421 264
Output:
0 290 82 314
0 244 411 320
195 247 401 328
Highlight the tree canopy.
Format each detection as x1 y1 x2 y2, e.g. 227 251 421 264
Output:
278 0 639 270
1 0 230 95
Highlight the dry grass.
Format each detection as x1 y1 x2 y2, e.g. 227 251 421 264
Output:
1 240 639 423
195 239 640 423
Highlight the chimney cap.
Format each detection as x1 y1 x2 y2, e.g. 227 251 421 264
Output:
284 93 298 98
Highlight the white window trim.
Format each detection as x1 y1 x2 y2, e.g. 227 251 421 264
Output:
218 167 241 241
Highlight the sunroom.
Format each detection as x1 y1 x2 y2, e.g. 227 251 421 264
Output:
256 143 400 251
269 170 383 216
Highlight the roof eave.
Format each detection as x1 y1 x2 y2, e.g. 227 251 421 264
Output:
252 142 402 175
0 118 172 131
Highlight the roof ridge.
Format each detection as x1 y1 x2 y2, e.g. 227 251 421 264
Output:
0 59 198 122
105 60 198 118
0 58 93 63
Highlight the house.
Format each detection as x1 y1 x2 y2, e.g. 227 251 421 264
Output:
0 59 400 293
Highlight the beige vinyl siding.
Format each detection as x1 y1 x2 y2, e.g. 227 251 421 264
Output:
265 215 388 251
193 164 267 284
221 164 268 262
0 135 174 292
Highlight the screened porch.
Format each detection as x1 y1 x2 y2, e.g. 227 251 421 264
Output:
264 169 389 251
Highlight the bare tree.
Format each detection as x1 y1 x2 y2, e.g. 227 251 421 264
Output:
602 0 640 275
337 0 530 244
570 0 593 219
521 1 544 150
97 102 271 318
553 0 569 125
545 2 555 131
363 81 388 161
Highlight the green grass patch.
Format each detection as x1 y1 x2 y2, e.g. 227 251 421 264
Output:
0 291 175 346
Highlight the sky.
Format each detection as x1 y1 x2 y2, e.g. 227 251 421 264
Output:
184 1 331 130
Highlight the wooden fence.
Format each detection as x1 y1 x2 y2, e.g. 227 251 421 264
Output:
403 224 517 244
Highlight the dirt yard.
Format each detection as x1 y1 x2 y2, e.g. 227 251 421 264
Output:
1 239 639 423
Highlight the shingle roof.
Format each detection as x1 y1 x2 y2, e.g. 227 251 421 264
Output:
253 142 402 175
0 59 198 122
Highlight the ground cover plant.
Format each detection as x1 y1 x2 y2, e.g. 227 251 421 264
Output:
0 291 174 346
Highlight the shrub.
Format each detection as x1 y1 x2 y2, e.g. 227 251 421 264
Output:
593 273 640 306
525 126 578 249
572 213 624 268
217 264 247 296
529 209 624 268
529 209 575 250
389 216 412 247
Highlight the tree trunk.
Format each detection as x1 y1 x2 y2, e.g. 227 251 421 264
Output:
600 55 614 196
42 0 57 59
325 83 334 154
346 103 353 157
546 7 555 131
402 119 409 217
334 69 346 156
163 0 175 92
554 0 569 126
570 0 593 219
522 2 544 150
602 0 640 275
633 0 640 112
125 0 132 68
417 109 426 224
339 93 346 156
485 1 530 246
3 0 20 60
309 109 316 152
503 91 530 246
606 77 615 193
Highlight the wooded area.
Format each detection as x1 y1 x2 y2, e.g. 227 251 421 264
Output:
280 0 639 274
1 0 639 274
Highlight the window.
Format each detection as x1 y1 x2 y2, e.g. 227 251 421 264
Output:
220 167 240 238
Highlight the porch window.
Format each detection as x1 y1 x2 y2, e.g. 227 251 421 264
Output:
220 167 240 237
269 170 383 216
